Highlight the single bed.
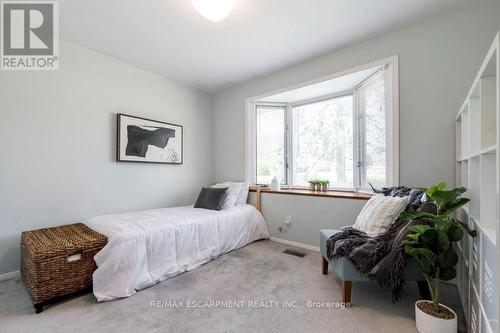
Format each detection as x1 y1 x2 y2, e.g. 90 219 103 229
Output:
84 204 270 301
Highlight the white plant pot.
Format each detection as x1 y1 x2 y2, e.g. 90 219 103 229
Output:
415 300 457 333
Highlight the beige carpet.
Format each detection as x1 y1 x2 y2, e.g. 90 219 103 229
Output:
0 240 465 333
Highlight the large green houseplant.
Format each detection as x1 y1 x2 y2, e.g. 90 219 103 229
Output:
399 182 476 332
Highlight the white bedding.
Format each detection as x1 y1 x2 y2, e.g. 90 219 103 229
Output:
84 204 270 301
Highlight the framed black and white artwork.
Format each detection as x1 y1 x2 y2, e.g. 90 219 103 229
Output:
117 114 183 164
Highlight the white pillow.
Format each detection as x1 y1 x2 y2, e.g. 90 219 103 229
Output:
353 194 409 237
211 182 242 210
235 183 249 206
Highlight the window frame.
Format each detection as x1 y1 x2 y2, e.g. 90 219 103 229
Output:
246 56 399 190
355 68 393 189
290 91 355 189
254 103 289 185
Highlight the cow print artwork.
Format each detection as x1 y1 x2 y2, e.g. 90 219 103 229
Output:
117 114 183 164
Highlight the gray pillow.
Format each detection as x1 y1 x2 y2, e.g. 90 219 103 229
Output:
194 187 228 211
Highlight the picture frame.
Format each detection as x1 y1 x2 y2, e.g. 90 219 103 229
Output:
116 113 183 164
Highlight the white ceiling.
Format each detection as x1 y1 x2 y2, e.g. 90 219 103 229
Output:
259 66 381 103
59 0 471 92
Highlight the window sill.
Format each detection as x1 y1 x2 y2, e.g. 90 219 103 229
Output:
249 187 372 200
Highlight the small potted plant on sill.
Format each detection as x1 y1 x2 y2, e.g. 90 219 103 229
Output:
399 182 476 333
319 179 330 191
308 179 318 191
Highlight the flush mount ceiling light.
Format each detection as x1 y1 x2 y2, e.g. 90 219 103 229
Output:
192 0 236 22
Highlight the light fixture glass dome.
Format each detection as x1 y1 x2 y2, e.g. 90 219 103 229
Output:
192 0 236 22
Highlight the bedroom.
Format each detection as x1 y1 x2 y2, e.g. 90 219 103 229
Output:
1 0 500 332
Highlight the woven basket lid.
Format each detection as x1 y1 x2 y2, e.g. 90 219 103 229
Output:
21 223 107 260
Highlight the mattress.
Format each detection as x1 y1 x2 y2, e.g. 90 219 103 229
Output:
84 204 270 301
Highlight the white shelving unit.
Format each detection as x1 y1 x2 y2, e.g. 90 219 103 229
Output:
456 32 499 333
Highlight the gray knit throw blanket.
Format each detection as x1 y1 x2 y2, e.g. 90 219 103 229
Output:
326 185 432 302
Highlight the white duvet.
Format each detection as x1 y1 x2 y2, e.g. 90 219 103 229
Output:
84 204 270 301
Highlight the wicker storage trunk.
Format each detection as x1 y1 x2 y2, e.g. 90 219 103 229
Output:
21 223 107 313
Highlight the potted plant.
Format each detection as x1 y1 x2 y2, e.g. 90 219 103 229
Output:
308 179 319 191
400 182 476 333
319 179 329 191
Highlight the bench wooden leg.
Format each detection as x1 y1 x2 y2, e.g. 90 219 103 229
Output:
322 257 328 275
417 280 431 300
342 281 352 303
35 303 43 314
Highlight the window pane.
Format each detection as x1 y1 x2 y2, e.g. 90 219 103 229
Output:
256 106 286 184
292 96 353 187
359 71 387 188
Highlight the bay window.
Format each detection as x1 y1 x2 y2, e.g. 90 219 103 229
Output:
248 57 398 190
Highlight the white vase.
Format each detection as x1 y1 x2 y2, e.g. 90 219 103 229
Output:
270 176 280 190
415 300 457 333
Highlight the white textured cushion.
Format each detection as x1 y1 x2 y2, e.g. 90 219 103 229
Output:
235 183 250 206
353 194 409 237
212 182 242 209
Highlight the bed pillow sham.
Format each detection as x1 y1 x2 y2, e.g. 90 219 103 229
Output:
353 194 409 237
235 183 250 206
194 187 228 211
211 182 242 209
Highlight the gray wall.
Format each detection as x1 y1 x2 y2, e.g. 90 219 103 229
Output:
248 193 366 247
0 41 214 274
213 0 500 247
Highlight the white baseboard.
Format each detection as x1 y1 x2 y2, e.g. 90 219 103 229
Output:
270 237 320 253
0 270 20 282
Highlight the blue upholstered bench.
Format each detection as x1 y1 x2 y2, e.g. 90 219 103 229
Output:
320 229 428 303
